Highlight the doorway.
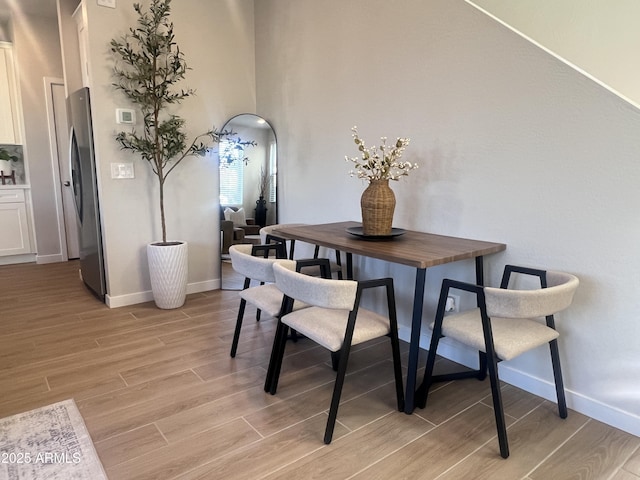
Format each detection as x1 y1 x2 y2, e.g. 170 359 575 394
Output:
45 77 79 260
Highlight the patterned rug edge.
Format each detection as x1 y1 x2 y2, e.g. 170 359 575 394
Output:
0 398 108 480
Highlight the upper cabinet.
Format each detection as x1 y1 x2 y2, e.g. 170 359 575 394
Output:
0 43 22 144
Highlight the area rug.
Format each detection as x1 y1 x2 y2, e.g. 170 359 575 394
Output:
0 399 107 480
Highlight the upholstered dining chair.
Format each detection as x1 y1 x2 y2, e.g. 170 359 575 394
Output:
416 265 579 458
260 224 344 279
266 262 404 444
228 243 295 357
259 224 305 258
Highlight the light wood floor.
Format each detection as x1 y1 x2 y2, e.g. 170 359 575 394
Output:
1 260 639 479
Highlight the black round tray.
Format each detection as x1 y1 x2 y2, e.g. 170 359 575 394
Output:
346 226 406 240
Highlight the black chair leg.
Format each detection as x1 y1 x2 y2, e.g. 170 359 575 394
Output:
268 322 290 395
256 280 265 321
487 354 509 459
416 329 441 409
324 344 352 444
477 351 488 380
389 328 405 412
379 279 404 411
264 320 286 392
549 338 568 418
330 351 340 371
417 285 450 408
290 328 299 342
230 299 247 358
415 342 438 408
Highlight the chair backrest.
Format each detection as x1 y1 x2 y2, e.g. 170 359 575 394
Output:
260 223 325 260
259 224 307 244
252 242 287 259
273 262 357 310
229 244 295 283
484 270 579 319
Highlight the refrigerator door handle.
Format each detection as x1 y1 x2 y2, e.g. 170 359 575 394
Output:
69 125 83 224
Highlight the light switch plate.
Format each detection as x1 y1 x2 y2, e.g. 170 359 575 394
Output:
97 0 116 8
111 163 134 179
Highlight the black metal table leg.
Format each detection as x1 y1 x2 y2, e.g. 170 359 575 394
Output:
404 267 426 414
475 256 484 285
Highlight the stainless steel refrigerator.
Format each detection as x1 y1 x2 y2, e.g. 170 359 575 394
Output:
67 87 106 301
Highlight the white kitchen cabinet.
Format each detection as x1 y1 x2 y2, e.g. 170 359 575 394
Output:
0 189 32 256
0 43 21 144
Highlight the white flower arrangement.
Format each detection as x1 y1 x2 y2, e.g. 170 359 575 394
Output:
345 126 417 181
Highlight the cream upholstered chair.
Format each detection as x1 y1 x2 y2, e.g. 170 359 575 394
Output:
416 265 579 458
228 243 296 357
266 262 404 444
260 224 344 279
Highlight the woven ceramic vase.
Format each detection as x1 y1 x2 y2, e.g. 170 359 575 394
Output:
360 179 396 236
147 241 188 309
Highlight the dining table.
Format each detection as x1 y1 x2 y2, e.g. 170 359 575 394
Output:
271 221 506 413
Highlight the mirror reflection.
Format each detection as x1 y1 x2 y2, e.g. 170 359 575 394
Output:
219 114 277 290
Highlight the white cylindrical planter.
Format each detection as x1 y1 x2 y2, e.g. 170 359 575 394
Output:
147 241 188 309
0 159 13 173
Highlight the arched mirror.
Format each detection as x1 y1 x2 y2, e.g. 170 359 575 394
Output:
219 114 277 290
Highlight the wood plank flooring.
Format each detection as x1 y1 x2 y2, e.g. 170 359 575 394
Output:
1 260 639 479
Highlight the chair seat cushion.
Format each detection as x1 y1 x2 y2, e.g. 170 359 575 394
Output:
240 284 305 318
282 306 391 352
431 308 559 361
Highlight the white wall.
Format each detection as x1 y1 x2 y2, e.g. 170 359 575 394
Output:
467 0 640 109
11 12 64 259
255 0 640 436
82 0 256 305
57 0 83 97
0 19 9 40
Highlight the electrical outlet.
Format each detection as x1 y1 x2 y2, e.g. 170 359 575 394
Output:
111 163 134 179
445 294 460 313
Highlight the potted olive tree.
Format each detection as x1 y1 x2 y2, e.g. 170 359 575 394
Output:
111 0 222 308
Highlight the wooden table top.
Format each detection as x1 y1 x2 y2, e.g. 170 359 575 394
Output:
273 221 506 269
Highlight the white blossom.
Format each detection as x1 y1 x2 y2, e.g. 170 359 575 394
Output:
346 126 417 181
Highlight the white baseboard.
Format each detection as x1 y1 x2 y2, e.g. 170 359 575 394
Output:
105 290 154 308
188 278 220 293
0 254 36 265
497 365 640 438
36 253 65 264
398 326 640 438
105 278 221 309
